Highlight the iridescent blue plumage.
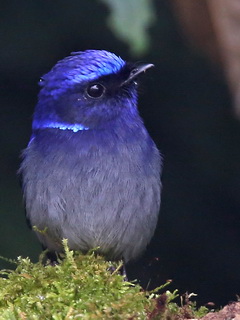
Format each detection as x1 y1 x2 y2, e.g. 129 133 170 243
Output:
33 50 138 132
39 50 125 96
20 50 162 263
32 120 89 132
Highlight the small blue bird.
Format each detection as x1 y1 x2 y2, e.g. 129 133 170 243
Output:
20 50 162 263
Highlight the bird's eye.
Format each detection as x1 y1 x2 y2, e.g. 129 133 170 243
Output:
87 83 105 98
39 77 45 86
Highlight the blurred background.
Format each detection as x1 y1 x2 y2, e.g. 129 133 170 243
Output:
1 0 240 307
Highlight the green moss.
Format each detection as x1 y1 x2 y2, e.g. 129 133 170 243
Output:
0 240 209 319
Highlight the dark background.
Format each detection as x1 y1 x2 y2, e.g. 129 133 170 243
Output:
1 0 240 307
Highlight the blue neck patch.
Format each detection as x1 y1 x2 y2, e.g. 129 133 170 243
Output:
33 120 89 132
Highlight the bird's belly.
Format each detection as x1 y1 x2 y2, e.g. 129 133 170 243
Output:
23 143 160 262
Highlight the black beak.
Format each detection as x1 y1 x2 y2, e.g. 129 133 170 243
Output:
121 63 154 86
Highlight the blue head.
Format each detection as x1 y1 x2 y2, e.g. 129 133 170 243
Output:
33 50 153 132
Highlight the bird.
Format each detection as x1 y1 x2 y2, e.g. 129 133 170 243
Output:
19 49 162 264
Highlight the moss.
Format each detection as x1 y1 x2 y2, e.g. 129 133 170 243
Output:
0 240 209 319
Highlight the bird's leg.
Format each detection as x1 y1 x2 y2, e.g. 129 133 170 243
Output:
107 259 128 281
41 246 59 266
121 262 128 281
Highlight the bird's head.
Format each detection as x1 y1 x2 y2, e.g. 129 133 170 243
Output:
33 50 153 132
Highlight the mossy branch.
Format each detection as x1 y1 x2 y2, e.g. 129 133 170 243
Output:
0 240 209 319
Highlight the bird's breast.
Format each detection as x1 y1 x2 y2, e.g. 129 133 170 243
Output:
21 128 161 261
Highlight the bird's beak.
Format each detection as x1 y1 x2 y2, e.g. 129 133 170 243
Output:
121 63 154 86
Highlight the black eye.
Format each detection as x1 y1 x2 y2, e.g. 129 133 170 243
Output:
87 83 105 98
39 77 45 86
